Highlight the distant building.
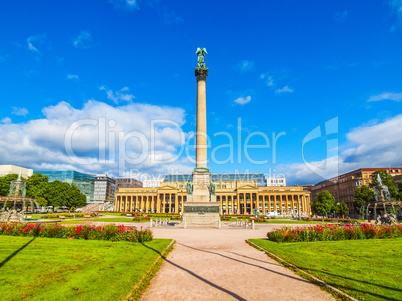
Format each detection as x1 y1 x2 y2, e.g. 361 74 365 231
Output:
0 165 33 179
115 178 143 192
394 174 402 183
300 184 314 191
34 171 96 203
93 175 116 204
143 179 161 188
310 168 402 214
115 173 311 215
163 173 268 187
266 177 286 187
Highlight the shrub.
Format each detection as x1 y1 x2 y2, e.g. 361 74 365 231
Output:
0 223 153 243
267 224 402 243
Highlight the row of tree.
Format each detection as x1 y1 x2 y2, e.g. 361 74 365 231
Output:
312 170 402 216
0 173 87 209
311 191 349 217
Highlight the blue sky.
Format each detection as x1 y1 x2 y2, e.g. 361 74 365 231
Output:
1 0 402 185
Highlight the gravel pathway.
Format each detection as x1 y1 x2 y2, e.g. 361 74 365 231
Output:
140 223 335 301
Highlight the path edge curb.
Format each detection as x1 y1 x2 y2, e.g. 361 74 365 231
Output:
125 239 176 301
245 239 359 301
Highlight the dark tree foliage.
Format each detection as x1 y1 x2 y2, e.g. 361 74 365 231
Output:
337 201 349 216
45 180 86 208
354 185 374 212
1 173 87 209
313 190 335 217
0 174 18 196
26 173 49 199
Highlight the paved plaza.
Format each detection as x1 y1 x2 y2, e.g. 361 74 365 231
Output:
140 223 335 301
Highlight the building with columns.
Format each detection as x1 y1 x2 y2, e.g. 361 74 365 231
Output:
114 173 311 215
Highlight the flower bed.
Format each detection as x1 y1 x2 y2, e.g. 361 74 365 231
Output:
267 224 402 243
40 213 97 219
300 217 359 223
0 223 153 242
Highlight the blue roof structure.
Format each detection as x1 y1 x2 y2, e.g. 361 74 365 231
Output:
163 173 267 187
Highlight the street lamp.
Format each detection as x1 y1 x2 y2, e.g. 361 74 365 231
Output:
336 202 340 218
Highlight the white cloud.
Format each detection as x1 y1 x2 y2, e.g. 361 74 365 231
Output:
234 96 251 105
1 117 11 124
275 86 294 94
73 31 92 49
235 60 254 72
12 107 29 116
284 114 402 184
26 35 46 55
389 0 402 29
110 0 139 10
260 74 274 87
100 86 135 104
368 92 402 102
67 74 79 80
0 100 191 177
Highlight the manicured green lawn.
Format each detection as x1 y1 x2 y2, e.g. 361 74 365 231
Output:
99 212 126 216
249 238 402 301
60 218 140 224
92 217 138 222
260 220 326 224
0 236 172 301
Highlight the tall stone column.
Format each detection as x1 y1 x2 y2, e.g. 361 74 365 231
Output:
195 68 208 168
183 48 220 228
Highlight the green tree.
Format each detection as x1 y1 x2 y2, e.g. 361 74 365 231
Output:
45 180 86 209
0 174 18 196
371 170 400 200
45 180 70 208
36 196 48 207
313 190 335 217
26 173 49 201
337 201 349 218
66 184 87 209
354 185 374 213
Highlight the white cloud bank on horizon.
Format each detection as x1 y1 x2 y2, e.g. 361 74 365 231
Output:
284 114 402 185
0 100 193 179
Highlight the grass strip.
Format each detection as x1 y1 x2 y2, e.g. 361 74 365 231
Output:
126 240 175 300
248 238 402 301
0 236 172 301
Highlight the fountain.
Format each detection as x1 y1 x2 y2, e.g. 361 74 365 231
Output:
0 170 39 222
364 174 401 225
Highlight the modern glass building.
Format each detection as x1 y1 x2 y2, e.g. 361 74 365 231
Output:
163 173 267 187
34 171 96 203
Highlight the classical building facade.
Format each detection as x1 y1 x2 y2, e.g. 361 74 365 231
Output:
310 168 402 214
115 173 311 215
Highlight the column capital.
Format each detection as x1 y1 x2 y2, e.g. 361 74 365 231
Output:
195 67 208 81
